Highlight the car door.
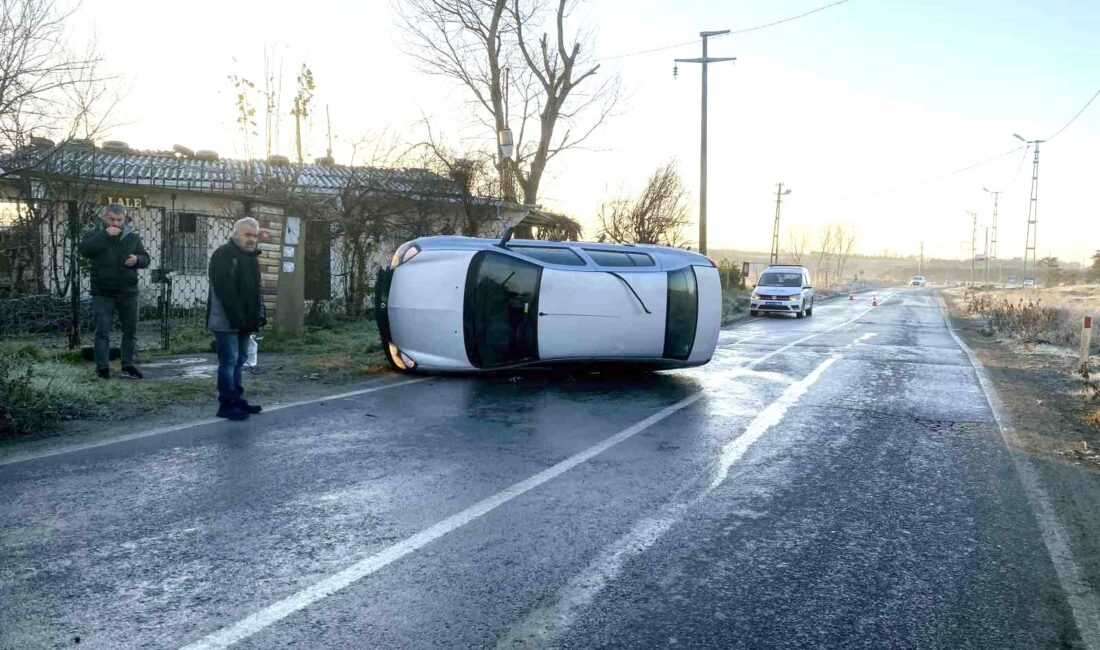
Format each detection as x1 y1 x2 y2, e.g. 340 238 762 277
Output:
537 267 666 360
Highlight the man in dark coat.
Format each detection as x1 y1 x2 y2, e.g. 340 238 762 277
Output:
207 217 267 420
78 203 151 379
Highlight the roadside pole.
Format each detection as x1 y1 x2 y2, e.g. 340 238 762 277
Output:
1080 315 1094 372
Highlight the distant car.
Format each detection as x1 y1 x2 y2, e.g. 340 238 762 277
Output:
1022 279 1035 288
374 234 722 373
910 275 926 287
749 265 814 318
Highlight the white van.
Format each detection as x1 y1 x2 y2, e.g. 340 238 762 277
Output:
749 265 814 318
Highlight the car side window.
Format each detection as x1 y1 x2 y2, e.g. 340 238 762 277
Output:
508 246 586 266
583 249 656 267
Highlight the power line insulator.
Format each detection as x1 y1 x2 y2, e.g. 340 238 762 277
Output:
673 64 678 79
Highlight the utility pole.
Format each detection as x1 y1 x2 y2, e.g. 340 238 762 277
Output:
983 187 1000 283
984 227 990 284
675 31 736 256
770 182 791 265
1014 134 1044 282
965 210 978 285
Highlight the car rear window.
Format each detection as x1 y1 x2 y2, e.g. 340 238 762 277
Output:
583 249 655 267
509 245 586 266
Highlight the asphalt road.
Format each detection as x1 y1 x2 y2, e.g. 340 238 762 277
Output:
2 288 1097 649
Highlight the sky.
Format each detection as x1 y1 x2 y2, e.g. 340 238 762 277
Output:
67 0 1100 264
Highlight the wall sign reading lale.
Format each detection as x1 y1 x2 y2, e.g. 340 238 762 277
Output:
101 194 145 208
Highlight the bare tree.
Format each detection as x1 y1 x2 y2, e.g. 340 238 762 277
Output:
597 160 691 247
398 0 620 205
0 0 113 152
834 224 858 285
784 226 810 264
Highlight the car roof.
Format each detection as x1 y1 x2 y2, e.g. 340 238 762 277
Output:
762 265 808 271
410 235 715 269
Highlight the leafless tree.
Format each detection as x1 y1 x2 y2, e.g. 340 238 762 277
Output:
596 160 691 247
0 0 117 152
810 223 858 288
784 226 810 264
834 224 858 285
397 0 621 205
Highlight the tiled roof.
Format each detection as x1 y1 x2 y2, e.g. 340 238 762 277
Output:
0 145 463 200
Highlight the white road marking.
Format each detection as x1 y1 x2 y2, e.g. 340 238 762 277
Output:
848 332 878 347
710 355 839 489
498 355 841 648
941 298 1100 649
745 293 893 368
0 378 430 467
179 392 705 650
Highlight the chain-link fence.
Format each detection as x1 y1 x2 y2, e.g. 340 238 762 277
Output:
0 200 235 350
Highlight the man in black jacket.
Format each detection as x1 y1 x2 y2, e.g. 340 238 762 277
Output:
207 217 267 420
78 204 151 379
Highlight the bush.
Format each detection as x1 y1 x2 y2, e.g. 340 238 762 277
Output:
0 354 93 436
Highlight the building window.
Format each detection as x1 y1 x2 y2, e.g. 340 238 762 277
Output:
168 212 209 273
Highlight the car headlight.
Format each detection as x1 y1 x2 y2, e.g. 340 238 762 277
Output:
788 294 800 302
751 292 760 300
387 342 417 370
390 242 421 268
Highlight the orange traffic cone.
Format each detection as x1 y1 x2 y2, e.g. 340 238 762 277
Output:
848 291 855 301
872 295 878 308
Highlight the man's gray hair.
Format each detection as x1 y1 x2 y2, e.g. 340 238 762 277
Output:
103 203 126 217
233 217 260 232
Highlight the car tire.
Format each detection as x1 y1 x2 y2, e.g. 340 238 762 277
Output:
796 305 805 319
806 302 814 317
749 309 759 317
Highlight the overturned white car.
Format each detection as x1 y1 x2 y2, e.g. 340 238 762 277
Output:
374 233 722 373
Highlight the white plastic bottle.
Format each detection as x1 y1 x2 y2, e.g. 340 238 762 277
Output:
247 334 258 367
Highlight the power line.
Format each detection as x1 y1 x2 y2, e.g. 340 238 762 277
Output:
1046 85 1100 141
727 0 854 35
598 0 855 61
836 146 1024 203
1006 143 1031 190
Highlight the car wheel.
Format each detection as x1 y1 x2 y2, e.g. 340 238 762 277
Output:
796 305 805 319
749 309 759 317
806 302 814 317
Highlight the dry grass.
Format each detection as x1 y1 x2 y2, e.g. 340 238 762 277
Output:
952 285 1099 348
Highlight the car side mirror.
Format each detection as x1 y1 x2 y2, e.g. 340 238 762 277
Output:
805 285 813 289
751 283 756 288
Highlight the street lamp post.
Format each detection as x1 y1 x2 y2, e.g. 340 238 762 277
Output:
1013 133 1044 282
675 31 736 256
770 182 791 265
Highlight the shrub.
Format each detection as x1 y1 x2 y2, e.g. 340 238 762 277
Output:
0 354 94 436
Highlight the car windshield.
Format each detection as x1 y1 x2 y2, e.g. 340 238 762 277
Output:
758 272 803 287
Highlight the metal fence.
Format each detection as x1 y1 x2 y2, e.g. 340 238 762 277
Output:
0 200 235 351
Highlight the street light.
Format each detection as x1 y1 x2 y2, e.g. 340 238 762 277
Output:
770 183 791 265
1013 132 1044 282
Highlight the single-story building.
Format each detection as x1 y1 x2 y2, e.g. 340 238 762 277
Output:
0 138 580 337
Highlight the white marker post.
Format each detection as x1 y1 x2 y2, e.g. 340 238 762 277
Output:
1080 315 1093 372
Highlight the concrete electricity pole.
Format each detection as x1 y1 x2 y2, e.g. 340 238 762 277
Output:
984 227 990 283
770 182 791 265
1013 134 1044 282
675 31 736 256
982 187 1000 283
